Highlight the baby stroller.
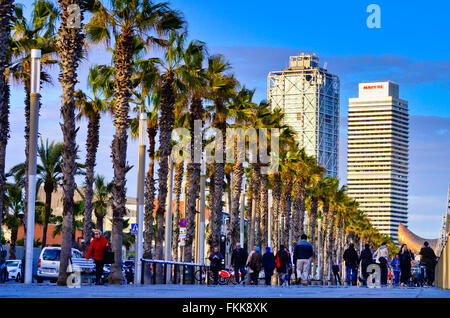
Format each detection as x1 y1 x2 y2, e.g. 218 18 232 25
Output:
410 263 426 287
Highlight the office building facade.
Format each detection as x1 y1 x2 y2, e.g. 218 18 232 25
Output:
347 81 408 242
268 53 339 177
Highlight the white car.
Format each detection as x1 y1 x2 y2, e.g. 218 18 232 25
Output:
37 247 83 283
6 260 22 281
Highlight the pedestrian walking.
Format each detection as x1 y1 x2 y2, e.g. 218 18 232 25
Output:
231 243 248 284
285 246 293 285
343 243 359 286
246 246 262 285
419 241 437 286
332 262 341 286
208 247 224 285
390 254 401 286
293 234 314 286
359 243 373 286
275 245 290 286
262 247 275 286
373 241 390 286
85 230 110 285
398 244 414 287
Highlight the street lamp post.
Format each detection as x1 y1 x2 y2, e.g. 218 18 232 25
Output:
164 155 174 282
268 189 272 249
199 153 206 265
134 112 146 284
24 49 41 284
240 179 245 247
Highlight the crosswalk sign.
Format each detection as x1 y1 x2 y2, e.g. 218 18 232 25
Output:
131 223 138 235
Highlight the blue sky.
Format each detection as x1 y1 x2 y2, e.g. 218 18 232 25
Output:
7 0 450 238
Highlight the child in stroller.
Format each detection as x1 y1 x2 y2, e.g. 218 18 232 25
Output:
410 260 426 287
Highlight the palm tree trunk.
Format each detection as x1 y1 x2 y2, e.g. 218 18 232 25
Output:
292 179 306 242
95 214 104 233
320 201 330 278
82 113 100 254
326 210 337 279
245 175 252 248
259 171 268 250
172 162 184 261
271 172 281 251
143 125 156 283
155 71 175 283
184 95 202 283
22 83 30 235
109 30 134 285
10 225 18 260
228 138 243 252
0 0 13 240
308 196 319 271
248 163 260 251
56 0 85 286
208 121 226 251
280 178 293 247
41 184 53 248
254 165 261 247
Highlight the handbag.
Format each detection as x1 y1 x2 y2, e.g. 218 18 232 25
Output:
103 244 115 264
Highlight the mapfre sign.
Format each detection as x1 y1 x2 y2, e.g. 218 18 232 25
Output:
363 85 383 89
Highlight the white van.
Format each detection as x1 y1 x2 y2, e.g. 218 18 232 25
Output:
36 247 83 283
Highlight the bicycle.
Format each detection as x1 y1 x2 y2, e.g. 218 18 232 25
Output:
194 266 229 285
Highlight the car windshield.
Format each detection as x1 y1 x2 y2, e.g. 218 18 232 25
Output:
6 261 19 267
43 249 61 261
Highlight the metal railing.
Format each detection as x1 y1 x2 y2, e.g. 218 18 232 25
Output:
435 233 450 290
140 259 210 285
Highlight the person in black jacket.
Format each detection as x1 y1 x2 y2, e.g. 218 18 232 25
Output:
359 244 373 286
231 243 248 284
262 247 275 285
208 247 224 285
343 243 359 286
398 244 414 286
275 245 290 286
419 241 437 286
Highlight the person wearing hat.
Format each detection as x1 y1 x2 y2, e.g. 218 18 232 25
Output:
262 246 275 286
246 246 262 285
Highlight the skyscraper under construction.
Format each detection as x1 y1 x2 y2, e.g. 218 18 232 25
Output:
268 53 339 177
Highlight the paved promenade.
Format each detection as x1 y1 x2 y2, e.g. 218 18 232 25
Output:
1 284 449 298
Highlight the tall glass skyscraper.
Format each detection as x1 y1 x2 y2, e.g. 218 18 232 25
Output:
347 81 408 242
268 53 340 177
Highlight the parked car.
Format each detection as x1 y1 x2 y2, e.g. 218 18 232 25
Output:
6 260 22 282
0 246 7 283
36 247 83 283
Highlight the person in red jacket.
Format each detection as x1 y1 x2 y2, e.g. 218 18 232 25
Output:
86 230 110 285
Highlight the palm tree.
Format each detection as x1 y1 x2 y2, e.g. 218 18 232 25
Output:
86 0 185 284
53 200 84 249
75 65 112 254
36 138 63 248
226 87 254 253
8 138 63 249
129 56 160 283
205 55 237 250
292 149 316 243
8 0 58 235
153 31 194 282
2 182 23 259
0 0 14 240
56 0 86 286
92 175 113 233
180 40 207 273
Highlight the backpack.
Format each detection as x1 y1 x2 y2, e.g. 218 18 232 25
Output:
275 254 281 268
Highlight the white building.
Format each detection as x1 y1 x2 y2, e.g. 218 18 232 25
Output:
347 81 408 242
268 53 340 177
